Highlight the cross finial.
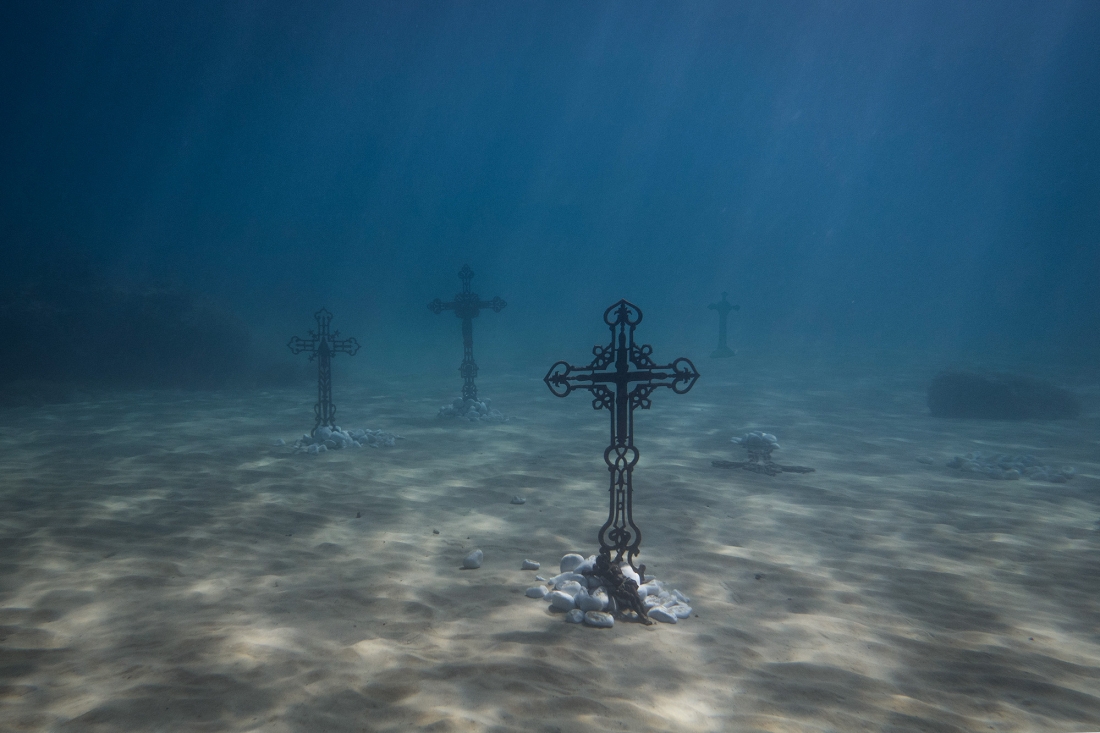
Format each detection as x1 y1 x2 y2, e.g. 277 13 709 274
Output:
459 264 474 294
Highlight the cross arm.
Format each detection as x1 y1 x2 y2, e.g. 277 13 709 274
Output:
476 296 507 313
631 358 700 395
331 336 360 356
428 299 456 314
287 335 317 355
544 361 616 411
544 361 596 398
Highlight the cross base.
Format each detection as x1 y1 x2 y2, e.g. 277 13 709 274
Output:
437 395 506 423
710 345 736 359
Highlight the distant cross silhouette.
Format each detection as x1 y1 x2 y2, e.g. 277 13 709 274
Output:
428 265 506 402
288 308 359 435
708 292 739 358
544 300 699 574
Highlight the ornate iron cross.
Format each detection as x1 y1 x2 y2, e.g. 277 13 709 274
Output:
544 300 699 574
288 308 360 435
708 292 739 358
428 264 506 402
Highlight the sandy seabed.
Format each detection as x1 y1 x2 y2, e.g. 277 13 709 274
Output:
1 362 1098 733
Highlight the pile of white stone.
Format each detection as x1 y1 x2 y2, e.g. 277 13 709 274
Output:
437 397 506 423
290 425 402 455
523 553 693 628
731 431 780 453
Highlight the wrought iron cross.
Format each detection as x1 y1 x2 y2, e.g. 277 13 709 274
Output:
288 308 360 435
708 291 739 358
544 300 699 573
428 264 506 402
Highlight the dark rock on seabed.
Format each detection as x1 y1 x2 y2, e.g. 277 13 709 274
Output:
927 371 1079 420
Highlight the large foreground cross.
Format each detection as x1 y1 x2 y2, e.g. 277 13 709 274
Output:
428 265 506 402
544 299 699 574
288 308 360 435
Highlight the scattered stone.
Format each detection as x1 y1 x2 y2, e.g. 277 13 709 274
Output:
946 452 1075 483
433 529 440 534
521 559 540 570
648 606 678 624
916 455 935 465
462 549 484 569
355 512 361 519
583 611 614 628
565 609 586 624
273 438 286 446
510 495 526 505
559 554 585 573
928 370 1079 420
548 591 576 611
525 586 548 599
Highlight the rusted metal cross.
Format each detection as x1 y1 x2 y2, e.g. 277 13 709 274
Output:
544 299 699 574
288 308 359 435
428 265 506 402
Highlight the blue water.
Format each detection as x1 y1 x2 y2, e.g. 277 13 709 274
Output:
2 1 1098 387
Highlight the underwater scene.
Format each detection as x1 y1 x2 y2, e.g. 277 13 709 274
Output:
1 3 1098 732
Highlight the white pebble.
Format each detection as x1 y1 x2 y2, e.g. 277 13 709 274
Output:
462 549 484 569
584 611 614 628
525 586 548 599
648 607 678 624
551 572 587 589
670 604 693 619
548 591 576 611
576 592 607 612
565 609 585 624
510 495 526 504
557 581 585 598
572 555 597 574
559 554 585 573
672 589 691 604
521 559 540 570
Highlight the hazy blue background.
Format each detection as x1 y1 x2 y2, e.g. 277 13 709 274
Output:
2 1 1098 386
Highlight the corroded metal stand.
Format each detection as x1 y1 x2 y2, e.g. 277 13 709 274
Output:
429 264 506 402
708 292 739 358
544 299 699 579
288 308 359 435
